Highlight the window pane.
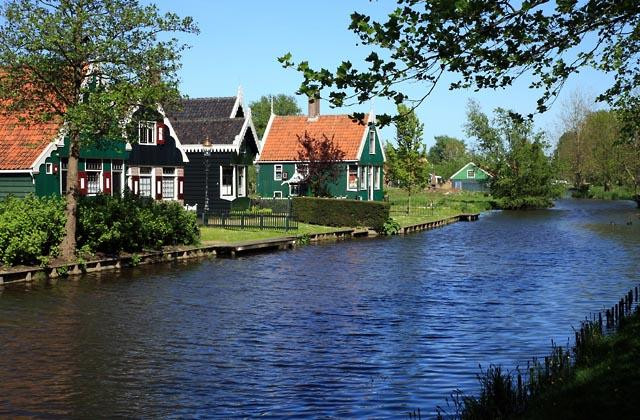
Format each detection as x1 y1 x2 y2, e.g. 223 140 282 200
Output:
87 173 100 194
139 177 152 197
348 165 358 190
222 167 233 195
162 178 174 199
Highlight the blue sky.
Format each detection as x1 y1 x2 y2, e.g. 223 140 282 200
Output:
152 0 613 149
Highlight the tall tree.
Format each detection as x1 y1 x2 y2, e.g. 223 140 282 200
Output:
466 101 560 209
386 104 429 211
428 135 469 179
250 94 301 138
0 0 197 260
296 132 346 197
280 1 640 131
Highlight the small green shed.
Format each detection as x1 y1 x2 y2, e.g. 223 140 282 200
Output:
450 162 492 192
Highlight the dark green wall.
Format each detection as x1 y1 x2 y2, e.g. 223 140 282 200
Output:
0 174 35 199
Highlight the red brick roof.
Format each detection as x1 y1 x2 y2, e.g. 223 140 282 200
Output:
258 114 368 162
0 115 61 170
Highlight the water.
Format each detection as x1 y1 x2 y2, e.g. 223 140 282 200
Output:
0 199 638 418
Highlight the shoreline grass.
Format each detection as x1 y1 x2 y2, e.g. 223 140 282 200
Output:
200 222 349 243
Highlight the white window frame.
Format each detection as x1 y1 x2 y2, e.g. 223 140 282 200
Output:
273 191 283 199
369 130 376 154
220 165 234 198
467 169 476 179
162 167 176 200
347 164 358 191
289 183 300 197
237 165 246 197
45 163 53 174
274 164 283 181
374 167 381 190
138 121 156 145
139 167 153 197
359 166 367 190
85 160 102 195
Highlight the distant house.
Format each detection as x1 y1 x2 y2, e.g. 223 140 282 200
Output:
256 98 385 201
165 89 259 213
450 162 492 192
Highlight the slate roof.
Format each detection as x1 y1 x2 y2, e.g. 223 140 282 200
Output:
0 115 61 170
168 97 237 121
171 118 245 145
257 114 368 162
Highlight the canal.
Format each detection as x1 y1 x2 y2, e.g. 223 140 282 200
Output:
0 199 639 418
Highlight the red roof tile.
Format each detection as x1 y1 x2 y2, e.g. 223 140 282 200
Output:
0 115 61 170
258 114 368 162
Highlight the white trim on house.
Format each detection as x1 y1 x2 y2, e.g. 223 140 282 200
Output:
0 169 34 174
273 190 283 199
346 164 358 191
230 86 244 119
30 141 58 174
449 162 493 180
257 112 276 158
274 164 283 181
181 143 239 153
158 104 190 163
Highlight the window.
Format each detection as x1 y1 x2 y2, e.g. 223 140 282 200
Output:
374 167 381 190
296 164 308 177
138 121 156 145
347 164 358 191
162 167 176 200
369 130 376 154
139 167 152 197
467 169 476 178
274 164 283 181
273 191 283 198
289 184 300 196
112 162 123 172
221 166 233 196
360 166 367 190
86 160 102 195
61 161 68 170
237 166 245 197
46 163 53 174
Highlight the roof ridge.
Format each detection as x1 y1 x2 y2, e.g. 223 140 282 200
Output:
180 96 236 102
170 117 245 123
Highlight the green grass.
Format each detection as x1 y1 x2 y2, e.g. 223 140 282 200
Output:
521 310 640 420
386 187 494 227
200 223 349 243
587 185 637 201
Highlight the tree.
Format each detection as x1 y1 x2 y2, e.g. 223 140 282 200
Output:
465 101 560 209
280 1 640 130
250 94 301 138
386 104 429 211
296 132 346 197
0 0 197 260
428 135 469 179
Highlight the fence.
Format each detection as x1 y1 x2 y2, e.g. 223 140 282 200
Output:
251 197 292 213
201 210 298 231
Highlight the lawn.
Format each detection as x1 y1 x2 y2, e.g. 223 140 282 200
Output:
386 187 494 227
200 222 349 243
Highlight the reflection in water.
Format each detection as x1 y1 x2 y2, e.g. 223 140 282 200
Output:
0 199 639 417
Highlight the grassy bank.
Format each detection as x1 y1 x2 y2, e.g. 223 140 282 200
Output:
572 185 637 201
200 223 349 243
440 288 640 420
386 187 494 226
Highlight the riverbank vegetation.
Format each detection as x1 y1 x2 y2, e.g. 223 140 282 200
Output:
439 288 640 420
200 223 346 243
0 194 199 268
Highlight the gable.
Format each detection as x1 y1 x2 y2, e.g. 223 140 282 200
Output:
450 162 492 180
358 125 385 164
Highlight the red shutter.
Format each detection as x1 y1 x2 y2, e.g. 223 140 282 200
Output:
132 175 140 196
103 171 112 195
78 171 88 195
177 176 184 200
156 122 166 145
156 176 163 200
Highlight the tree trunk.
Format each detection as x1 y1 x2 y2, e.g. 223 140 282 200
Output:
59 131 80 260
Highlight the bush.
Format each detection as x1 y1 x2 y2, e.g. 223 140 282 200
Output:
0 195 66 266
292 197 390 230
0 193 199 266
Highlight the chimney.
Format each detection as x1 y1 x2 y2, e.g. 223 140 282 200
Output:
308 95 320 119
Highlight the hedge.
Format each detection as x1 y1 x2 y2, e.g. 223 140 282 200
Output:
292 197 390 230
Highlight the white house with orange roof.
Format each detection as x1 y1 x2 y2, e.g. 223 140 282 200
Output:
256 97 386 201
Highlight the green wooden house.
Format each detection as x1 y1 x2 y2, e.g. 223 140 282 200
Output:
256 99 385 201
450 162 493 192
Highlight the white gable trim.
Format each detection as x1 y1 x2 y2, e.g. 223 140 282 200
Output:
28 124 67 173
450 162 493 179
257 113 276 158
182 144 239 153
355 111 378 161
230 86 244 118
158 104 189 164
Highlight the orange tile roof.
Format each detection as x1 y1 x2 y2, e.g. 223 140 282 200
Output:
258 114 368 162
0 115 61 170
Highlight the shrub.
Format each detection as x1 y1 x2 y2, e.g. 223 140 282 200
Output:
0 195 66 266
292 197 390 230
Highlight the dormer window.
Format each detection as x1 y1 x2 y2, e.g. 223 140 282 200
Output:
369 130 375 154
139 121 156 145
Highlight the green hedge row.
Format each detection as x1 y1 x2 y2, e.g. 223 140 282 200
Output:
292 197 390 230
0 194 199 267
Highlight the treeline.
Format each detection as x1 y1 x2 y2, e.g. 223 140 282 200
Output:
554 108 640 198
